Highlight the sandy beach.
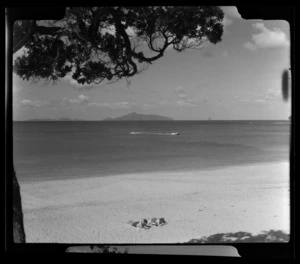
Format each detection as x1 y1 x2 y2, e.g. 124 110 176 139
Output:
20 161 290 243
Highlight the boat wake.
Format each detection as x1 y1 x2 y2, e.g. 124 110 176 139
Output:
130 131 180 136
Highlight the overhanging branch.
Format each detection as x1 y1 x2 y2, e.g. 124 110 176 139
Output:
13 20 36 53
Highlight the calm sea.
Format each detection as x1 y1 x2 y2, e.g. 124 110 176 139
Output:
13 121 290 183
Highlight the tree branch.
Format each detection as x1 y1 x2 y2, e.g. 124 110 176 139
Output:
132 32 170 64
34 25 62 36
109 8 138 76
13 20 36 53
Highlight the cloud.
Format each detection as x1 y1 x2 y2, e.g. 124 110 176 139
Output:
64 72 96 90
173 85 215 107
174 86 188 99
263 88 281 100
253 98 267 104
141 103 157 110
234 96 267 105
78 94 90 103
234 89 281 106
173 86 199 107
88 101 160 110
20 99 51 107
244 23 290 50
176 99 197 107
87 101 131 109
109 101 130 109
61 94 90 106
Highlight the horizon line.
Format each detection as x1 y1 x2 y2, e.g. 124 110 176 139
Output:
13 119 290 122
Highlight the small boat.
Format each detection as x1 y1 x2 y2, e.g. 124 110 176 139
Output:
130 131 180 135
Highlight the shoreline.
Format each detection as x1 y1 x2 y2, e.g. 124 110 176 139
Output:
20 161 290 243
17 159 290 184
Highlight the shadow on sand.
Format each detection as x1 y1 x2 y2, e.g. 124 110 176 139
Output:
186 229 289 243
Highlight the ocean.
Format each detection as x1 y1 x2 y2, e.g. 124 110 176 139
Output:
13 121 290 183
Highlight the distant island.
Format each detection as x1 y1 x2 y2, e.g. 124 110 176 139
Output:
102 112 173 121
24 118 85 121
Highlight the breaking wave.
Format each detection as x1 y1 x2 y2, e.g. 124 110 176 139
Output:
130 131 180 136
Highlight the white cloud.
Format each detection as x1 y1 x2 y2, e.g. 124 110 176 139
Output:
111 101 130 109
174 86 189 101
61 94 90 106
141 103 157 110
87 101 131 109
176 99 197 107
234 89 281 106
173 86 201 107
20 99 50 107
244 23 290 50
78 94 90 104
64 72 96 90
253 98 267 104
263 88 281 100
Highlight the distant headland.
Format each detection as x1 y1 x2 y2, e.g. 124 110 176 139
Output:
102 112 173 121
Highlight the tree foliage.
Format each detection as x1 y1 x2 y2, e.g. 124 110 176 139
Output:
89 245 128 254
13 6 224 85
186 230 290 243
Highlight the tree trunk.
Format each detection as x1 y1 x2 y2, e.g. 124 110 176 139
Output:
13 168 26 243
9 7 65 246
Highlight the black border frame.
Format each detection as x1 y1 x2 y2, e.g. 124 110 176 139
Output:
4 5 296 259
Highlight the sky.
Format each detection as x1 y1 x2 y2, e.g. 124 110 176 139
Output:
12 6 291 121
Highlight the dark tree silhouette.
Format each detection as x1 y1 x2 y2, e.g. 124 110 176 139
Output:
89 245 128 254
12 169 26 243
65 245 129 253
13 6 224 85
186 230 290 243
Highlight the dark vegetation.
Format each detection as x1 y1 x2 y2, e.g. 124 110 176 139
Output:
186 230 289 243
66 245 128 253
13 6 224 85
